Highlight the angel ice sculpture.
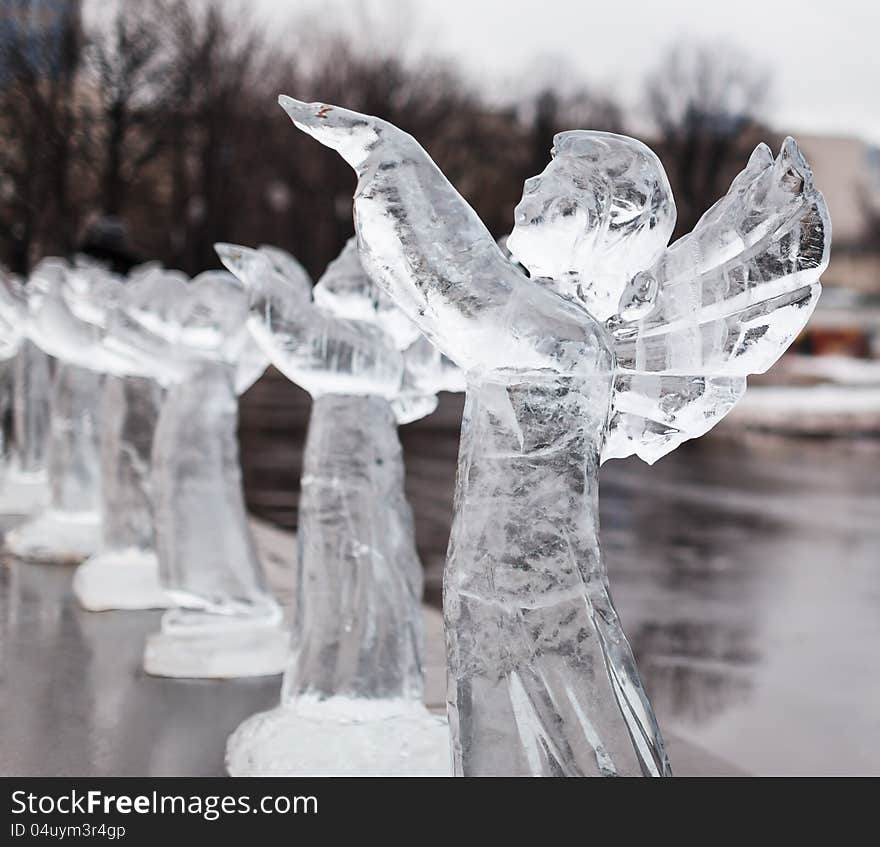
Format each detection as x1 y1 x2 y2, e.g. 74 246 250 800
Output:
3 260 104 562
217 239 459 775
6 259 284 674
280 97 830 776
124 270 286 677
15 261 171 609
0 270 50 514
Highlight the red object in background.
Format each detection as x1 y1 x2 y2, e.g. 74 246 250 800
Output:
805 328 871 357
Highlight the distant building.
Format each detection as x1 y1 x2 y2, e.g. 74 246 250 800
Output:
0 0 81 82
794 135 880 356
796 134 880 294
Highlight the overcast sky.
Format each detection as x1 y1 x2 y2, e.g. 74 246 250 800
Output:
251 0 880 144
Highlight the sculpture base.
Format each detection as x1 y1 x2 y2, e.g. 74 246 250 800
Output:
3 509 102 563
144 612 288 679
0 472 49 515
73 548 174 612
226 697 451 776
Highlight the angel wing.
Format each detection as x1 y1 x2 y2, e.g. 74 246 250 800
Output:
603 137 830 464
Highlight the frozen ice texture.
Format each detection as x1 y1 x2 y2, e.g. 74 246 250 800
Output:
11 342 51 480
13 261 169 601
120 270 284 677
4 361 103 562
73 374 170 611
286 394 423 702
11 261 278 642
98 376 160 556
0 274 47 511
0 271 26 359
280 97 829 776
219 239 452 774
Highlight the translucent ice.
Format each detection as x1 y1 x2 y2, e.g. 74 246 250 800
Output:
3 341 52 513
72 374 169 611
218 239 453 775
117 270 285 677
5 263 162 597
280 97 829 776
4 360 104 562
12 261 282 658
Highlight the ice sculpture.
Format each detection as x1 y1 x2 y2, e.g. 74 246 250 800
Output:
280 97 830 776
24 260 285 671
3 261 105 562
0 273 51 514
35 261 285 672
217 240 459 775
7 261 172 605
72 373 168 609
123 270 286 678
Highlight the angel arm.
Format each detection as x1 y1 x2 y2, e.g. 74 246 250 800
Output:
279 97 585 374
24 271 173 379
604 137 830 464
216 242 404 397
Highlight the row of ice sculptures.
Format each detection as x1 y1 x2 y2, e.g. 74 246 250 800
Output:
0 96 830 776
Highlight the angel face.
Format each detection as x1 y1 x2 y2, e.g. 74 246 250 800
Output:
508 131 676 321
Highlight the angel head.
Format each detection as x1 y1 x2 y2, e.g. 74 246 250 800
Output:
507 131 676 321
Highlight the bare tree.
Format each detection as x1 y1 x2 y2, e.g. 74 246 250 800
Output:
645 42 776 237
0 1 83 272
84 0 177 218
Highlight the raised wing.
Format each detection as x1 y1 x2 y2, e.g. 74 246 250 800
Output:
604 137 830 464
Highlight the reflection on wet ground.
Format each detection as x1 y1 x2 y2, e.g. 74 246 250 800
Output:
0 550 280 776
602 431 880 775
1 379 878 776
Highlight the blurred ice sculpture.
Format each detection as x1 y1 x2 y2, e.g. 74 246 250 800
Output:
3 261 105 562
24 260 284 671
0 336 51 515
0 273 27 499
123 269 285 678
217 239 457 775
74 373 167 610
12 261 172 608
0 271 51 514
280 97 830 776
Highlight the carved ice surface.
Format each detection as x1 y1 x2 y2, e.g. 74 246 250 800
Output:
218 240 451 775
17 262 171 604
72 373 170 612
0 273 50 513
280 96 829 776
108 268 286 677
5 258 282 666
4 360 103 562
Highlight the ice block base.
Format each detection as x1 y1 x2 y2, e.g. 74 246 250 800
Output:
226 697 451 776
73 548 173 611
144 613 288 679
4 509 102 563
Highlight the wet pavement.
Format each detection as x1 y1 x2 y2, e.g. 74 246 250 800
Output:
601 431 880 776
241 377 880 775
1 375 878 776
